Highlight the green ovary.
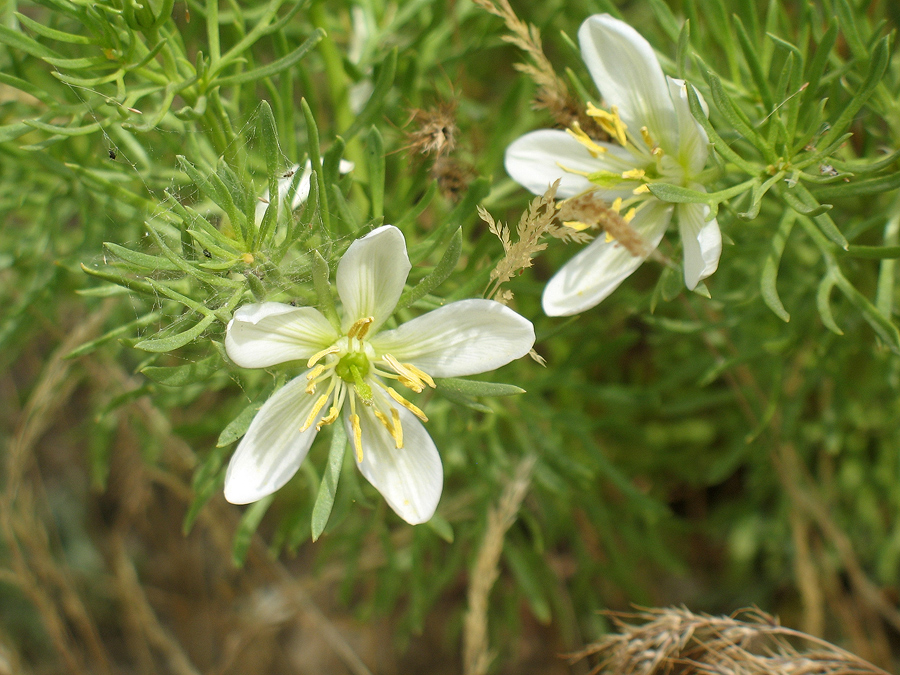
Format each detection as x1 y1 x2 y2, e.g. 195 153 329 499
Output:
335 352 370 383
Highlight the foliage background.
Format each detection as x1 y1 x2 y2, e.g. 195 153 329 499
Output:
1 0 900 672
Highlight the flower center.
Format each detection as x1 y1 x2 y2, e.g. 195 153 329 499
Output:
335 351 370 382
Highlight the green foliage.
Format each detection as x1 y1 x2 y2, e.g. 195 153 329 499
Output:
3 0 900 671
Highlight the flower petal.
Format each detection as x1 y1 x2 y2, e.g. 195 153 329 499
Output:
224 374 322 504
542 199 673 315
578 14 679 155
336 225 410 332
226 302 338 369
350 402 443 524
667 77 709 176
678 202 721 290
370 299 535 377
505 129 599 198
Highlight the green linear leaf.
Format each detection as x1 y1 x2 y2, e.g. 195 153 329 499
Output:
436 377 525 398
761 212 794 322
134 313 216 352
311 422 347 542
215 27 324 86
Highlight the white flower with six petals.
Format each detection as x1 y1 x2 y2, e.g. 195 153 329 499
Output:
224 225 535 524
505 13 722 316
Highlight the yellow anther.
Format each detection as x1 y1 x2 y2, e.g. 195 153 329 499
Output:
611 197 623 213
307 345 340 368
374 409 403 449
587 102 628 147
632 184 651 195
404 363 436 389
387 387 428 422
605 231 616 243
347 316 375 340
382 354 434 392
624 208 637 223
566 122 607 158
300 394 329 432
621 168 646 180
307 364 326 380
315 406 340 430
391 408 402 448
563 221 592 232
640 126 657 151
349 413 364 462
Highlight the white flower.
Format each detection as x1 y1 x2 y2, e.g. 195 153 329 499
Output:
505 14 721 316
254 159 355 224
223 225 535 524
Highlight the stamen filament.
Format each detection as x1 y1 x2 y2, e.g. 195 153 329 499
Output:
566 122 607 158
316 405 340 430
307 346 340 368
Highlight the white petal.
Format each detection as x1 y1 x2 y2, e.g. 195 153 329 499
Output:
542 199 673 315
678 202 721 290
224 374 322 504
505 130 597 197
370 299 535 377
667 77 709 177
226 302 338 369
505 129 637 199
578 14 679 155
349 403 442 524
336 225 410 332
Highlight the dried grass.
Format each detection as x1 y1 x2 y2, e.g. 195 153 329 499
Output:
571 607 890 675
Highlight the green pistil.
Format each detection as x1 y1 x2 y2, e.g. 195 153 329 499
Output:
336 352 370 382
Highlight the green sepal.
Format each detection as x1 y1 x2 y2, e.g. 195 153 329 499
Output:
312 250 341 331
311 422 348 542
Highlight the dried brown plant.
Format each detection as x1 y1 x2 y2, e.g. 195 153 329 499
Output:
404 103 458 158
571 607 891 675
481 180 591 305
473 0 605 136
557 191 649 257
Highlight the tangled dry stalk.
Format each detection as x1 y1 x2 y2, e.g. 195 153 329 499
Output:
571 607 891 675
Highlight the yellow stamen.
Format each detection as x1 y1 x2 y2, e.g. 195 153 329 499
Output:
387 387 428 422
307 345 340 368
563 221 592 232
315 405 340 430
382 354 433 392
391 408 402 448
347 316 375 340
632 184 651 195
300 394 329 432
305 364 327 394
349 413 364 462
640 126 657 151
565 122 607 158
404 363 436 389
586 102 628 147
556 162 591 178
624 208 637 223
611 197 623 212
621 168 646 180
605 232 616 243
374 409 403 449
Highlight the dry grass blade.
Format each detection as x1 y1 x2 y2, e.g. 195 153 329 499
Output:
570 607 891 675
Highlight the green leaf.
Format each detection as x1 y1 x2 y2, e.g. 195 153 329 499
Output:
0 24 63 60
215 27 324 85
15 12 92 43
760 212 794 322
134 314 217 353
341 47 397 141
504 541 552 624
365 126 385 220
311 423 347 541
733 14 773 112
301 99 329 234
435 377 525 398
103 242 182 272
65 311 164 359
80 262 156 296
141 353 222 386
686 84 757 173
24 119 102 136
708 73 776 163
816 272 844 335
232 494 275 567
397 227 461 310
183 444 230 534
426 515 454 543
